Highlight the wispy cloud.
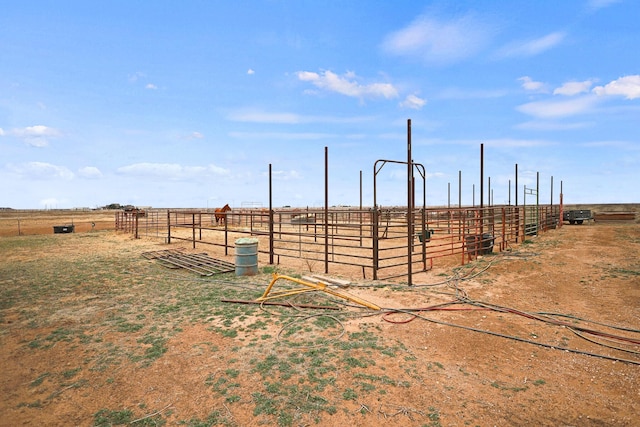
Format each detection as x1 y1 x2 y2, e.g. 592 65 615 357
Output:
586 0 621 11
270 169 302 181
226 110 375 125
399 94 427 110
419 137 552 148
514 121 592 131
8 162 74 180
473 138 553 148
5 125 61 147
593 75 640 99
582 139 639 150
381 12 493 65
128 71 146 82
228 111 302 124
554 80 596 96
117 163 229 180
497 31 566 58
436 88 508 99
516 96 598 118
518 76 549 93
296 70 398 100
77 166 103 178
228 131 335 140
145 83 158 90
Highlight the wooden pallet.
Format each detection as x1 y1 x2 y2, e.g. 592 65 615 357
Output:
142 250 235 276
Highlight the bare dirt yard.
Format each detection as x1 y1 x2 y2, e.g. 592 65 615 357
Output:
0 210 639 426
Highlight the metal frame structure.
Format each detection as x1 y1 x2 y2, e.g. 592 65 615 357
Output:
118 203 562 282
114 120 565 283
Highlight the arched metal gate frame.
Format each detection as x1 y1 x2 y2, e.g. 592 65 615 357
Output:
372 159 426 285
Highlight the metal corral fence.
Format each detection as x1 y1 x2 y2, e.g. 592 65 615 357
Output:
116 205 561 282
114 209 167 239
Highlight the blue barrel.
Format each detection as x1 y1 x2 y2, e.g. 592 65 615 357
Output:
235 238 259 276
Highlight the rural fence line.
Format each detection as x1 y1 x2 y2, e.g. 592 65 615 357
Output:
116 205 562 284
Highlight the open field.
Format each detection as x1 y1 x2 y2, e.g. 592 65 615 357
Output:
0 203 636 237
1 208 639 426
0 210 118 237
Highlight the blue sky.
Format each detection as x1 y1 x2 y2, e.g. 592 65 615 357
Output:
1 0 638 209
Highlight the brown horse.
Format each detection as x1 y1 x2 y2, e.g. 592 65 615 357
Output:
214 204 231 224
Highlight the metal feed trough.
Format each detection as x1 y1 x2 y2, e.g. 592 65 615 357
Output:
53 225 75 233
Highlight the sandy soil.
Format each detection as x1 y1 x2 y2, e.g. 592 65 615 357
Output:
0 211 639 426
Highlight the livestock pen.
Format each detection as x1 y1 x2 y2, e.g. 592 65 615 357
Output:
116 204 562 284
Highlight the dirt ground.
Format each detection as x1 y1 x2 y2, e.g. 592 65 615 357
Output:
0 210 116 236
0 210 639 426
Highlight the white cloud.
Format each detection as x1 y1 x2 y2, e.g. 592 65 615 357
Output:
518 76 548 93
475 138 553 148
228 111 302 124
205 165 230 175
514 121 591 131
436 88 508 99
0 128 4 136
417 137 552 148
296 70 398 100
593 75 640 100
582 140 637 150
227 110 374 125
8 162 74 180
587 0 621 11
400 94 427 110
271 169 302 181
9 125 61 147
381 13 493 65
516 96 598 118
117 162 229 180
228 131 334 140
247 69 255 75
497 32 565 58
78 166 103 178
189 131 204 139
554 80 596 96
145 83 158 90
128 71 146 82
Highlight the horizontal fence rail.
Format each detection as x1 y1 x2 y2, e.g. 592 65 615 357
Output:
116 205 562 283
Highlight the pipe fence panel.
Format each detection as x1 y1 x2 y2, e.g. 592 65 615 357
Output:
116 204 562 282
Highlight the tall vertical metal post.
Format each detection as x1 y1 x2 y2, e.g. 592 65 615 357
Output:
167 210 171 244
560 180 564 228
515 164 519 206
407 119 413 286
458 170 462 239
324 147 329 274
458 171 462 208
536 171 540 234
269 164 274 265
480 143 484 236
480 144 484 209
447 182 451 235
359 170 363 247
515 163 519 243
